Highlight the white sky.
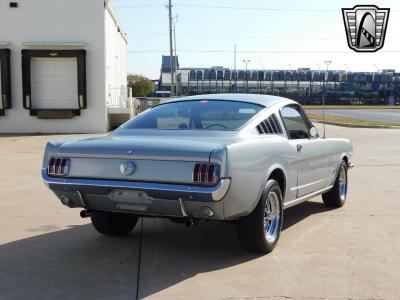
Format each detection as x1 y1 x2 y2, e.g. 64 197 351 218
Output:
111 0 400 79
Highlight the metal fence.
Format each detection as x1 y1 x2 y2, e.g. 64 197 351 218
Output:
107 87 133 108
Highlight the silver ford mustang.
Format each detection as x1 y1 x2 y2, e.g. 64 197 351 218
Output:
42 94 353 253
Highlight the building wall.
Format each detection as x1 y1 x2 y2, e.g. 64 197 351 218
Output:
105 6 127 91
104 4 128 122
0 0 107 133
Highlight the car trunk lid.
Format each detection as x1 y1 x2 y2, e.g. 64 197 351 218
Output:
52 132 233 184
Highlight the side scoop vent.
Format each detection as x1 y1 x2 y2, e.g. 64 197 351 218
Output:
256 114 283 135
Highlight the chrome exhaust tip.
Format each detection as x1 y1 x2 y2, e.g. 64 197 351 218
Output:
80 210 95 218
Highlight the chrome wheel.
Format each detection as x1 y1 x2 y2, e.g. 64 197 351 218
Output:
338 164 348 201
264 190 281 243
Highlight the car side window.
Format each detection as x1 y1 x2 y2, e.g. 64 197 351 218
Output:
280 106 310 139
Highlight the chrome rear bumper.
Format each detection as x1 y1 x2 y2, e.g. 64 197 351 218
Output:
41 169 230 202
41 169 231 219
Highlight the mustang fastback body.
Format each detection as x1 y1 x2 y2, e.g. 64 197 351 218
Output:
42 94 353 253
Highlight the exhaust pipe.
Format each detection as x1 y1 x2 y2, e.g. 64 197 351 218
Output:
185 219 195 227
80 209 95 218
184 219 204 227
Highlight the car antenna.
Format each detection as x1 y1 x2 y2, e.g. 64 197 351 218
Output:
322 92 326 139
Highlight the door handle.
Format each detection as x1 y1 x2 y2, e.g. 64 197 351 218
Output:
297 144 303 153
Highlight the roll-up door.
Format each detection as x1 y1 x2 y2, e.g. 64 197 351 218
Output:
0 61 3 110
30 57 79 109
21 49 86 118
0 48 12 115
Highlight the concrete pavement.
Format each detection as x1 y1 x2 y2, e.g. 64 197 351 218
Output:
1 126 400 299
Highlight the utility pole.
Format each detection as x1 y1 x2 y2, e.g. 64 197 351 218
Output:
168 0 175 96
173 15 178 95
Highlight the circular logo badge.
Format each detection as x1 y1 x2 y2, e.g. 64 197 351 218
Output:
120 161 136 175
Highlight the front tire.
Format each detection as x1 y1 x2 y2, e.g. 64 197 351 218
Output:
91 212 139 236
322 160 348 207
236 179 283 254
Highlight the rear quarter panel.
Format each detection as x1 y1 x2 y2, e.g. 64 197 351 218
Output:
325 138 353 184
217 136 297 219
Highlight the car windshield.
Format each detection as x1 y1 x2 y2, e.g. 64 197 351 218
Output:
122 100 264 130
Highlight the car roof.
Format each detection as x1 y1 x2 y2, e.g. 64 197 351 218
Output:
163 93 297 107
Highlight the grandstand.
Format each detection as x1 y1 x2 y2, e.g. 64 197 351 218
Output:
158 56 399 105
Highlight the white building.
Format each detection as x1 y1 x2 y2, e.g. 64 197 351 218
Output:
0 0 128 133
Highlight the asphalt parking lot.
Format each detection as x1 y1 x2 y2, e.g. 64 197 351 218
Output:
307 109 400 123
1 125 400 300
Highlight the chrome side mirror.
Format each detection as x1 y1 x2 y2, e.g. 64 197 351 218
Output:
309 126 319 139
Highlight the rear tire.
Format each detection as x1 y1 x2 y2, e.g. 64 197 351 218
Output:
236 179 283 254
91 212 139 236
322 160 348 208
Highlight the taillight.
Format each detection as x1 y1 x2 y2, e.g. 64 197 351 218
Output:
193 163 219 185
47 157 70 177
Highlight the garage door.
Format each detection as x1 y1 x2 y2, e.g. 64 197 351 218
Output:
0 60 2 110
30 57 79 109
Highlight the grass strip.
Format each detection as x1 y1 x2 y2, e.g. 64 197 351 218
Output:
304 105 400 109
307 113 400 127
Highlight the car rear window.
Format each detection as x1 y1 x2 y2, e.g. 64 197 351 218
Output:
122 100 264 130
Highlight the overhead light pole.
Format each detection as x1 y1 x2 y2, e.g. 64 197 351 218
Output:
243 59 251 71
322 60 332 139
324 60 332 71
243 59 251 93
288 64 293 96
233 44 237 92
234 44 237 71
259 63 264 94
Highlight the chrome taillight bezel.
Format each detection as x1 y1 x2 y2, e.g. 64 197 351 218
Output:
193 163 219 185
47 157 71 177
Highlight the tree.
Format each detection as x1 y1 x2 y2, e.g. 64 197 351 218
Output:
127 74 154 97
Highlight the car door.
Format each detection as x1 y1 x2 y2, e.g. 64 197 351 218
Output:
280 105 331 198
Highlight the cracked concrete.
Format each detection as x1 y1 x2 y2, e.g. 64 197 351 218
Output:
0 125 399 299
